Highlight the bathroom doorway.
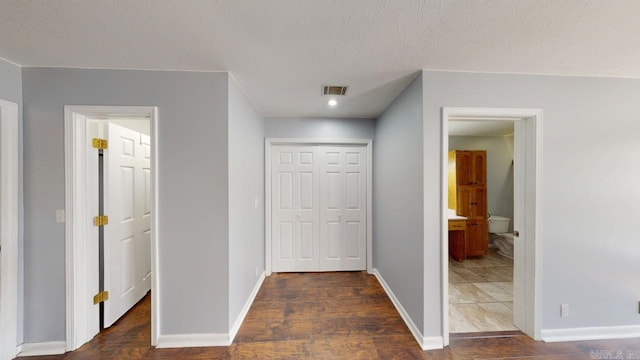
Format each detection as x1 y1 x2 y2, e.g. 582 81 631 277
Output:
447 121 515 333
441 108 543 346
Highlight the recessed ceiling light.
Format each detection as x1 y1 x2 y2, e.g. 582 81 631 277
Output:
328 99 337 107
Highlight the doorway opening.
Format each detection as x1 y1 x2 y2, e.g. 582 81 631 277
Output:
64 106 159 351
447 119 516 334
441 108 543 346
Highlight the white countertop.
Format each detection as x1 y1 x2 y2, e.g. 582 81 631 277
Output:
447 209 467 220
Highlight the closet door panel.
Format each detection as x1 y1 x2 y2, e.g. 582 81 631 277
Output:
272 146 297 271
319 146 366 271
294 147 320 271
342 147 366 270
319 146 344 270
327 221 342 259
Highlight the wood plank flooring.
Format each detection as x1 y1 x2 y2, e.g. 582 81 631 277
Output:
20 271 640 359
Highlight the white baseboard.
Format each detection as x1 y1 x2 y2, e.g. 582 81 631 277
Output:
18 341 66 357
541 325 640 342
156 333 231 348
156 271 266 349
229 271 266 342
422 336 445 350
372 269 444 351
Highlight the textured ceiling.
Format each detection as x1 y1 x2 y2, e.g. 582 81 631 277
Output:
1 0 639 118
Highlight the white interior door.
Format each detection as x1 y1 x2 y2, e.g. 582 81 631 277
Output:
272 146 320 272
104 123 151 327
319 146 366 271
271 144 366 272
512 119 526 331
138 134 152 294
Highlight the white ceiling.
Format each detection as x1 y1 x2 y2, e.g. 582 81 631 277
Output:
1 0 639 118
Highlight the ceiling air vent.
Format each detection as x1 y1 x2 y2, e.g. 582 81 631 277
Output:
322 85 348 96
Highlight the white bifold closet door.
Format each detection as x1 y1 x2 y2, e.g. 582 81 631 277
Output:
272 145 366 272
318 146 366 271
272 146 320 272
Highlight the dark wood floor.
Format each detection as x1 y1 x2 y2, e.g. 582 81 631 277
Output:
21 272 640 359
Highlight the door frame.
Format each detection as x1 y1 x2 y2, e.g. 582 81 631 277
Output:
64 106 159 350
0 99 19 360
265 138 373 275
441 107 543 346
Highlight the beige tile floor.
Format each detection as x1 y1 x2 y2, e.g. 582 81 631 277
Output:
449 248 517 333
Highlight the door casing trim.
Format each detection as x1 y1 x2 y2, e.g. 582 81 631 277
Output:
64 106 159 351
440 107 543 346
0 99 19 360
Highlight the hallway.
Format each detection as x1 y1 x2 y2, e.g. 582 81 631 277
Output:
19 272 640 359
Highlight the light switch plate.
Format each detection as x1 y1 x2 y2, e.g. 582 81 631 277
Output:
56 209 65 223
561 304 569 317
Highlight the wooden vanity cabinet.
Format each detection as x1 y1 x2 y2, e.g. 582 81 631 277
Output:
469 151 486 185
455 186 487 219
450 150 486 186
448 150 488 258
465 220 488 256
448 220 467 262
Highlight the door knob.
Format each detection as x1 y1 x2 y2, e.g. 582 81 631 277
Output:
297 213 301 217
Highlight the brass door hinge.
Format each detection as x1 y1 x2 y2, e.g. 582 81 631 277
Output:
92 138 108 150
93 215 109 226
93 291 109 305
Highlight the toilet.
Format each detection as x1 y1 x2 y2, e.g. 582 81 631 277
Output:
488 216 514 259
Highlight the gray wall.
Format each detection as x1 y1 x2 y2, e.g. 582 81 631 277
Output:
373 74 424 332
0 58 24 344
22 68 230 341
422 70 640 335
228 76 265 329
0 59 21 104
449 135 514 231
265 117 375 139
